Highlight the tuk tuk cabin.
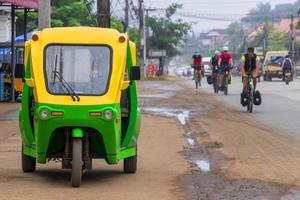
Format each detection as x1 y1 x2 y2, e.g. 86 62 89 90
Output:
19 27 141 187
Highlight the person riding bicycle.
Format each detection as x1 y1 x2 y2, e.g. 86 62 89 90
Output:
282 55 293 79
240 47 260 106
218 46 233 90
210 50 220 75
192 51 203 80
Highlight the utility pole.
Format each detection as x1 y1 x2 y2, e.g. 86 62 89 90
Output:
38 0 51 30
263 21 269 57
290 15 295 61
124 0 129 31
138 0 145 77
97 0 110 27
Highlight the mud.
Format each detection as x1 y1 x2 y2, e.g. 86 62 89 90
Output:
139 80 300 200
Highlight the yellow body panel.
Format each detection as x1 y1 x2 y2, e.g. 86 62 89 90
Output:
28 27 130 105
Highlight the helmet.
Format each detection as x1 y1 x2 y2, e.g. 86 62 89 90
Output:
194 51 201 56
223 46 229 51
215 50 220 55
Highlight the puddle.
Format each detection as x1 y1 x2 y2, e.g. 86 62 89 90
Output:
194 160 210 172
177 110 190 125
186 132 198 147
141 107 190 125
141 83 183 91
280 189 300 200
139 92 174 99
186 138 195 146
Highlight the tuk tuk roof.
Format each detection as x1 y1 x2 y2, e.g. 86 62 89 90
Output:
32 27 127 46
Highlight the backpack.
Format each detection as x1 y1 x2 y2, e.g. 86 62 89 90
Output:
283 58 292 69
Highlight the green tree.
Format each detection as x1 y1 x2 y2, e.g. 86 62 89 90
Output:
16 0 128 36
226 22 246 53
247 25 288 51
268 29 289 50
146 4 191 57
241 2 271 27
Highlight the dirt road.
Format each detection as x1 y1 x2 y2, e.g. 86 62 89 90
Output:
1 79 300 199
0 102 188 199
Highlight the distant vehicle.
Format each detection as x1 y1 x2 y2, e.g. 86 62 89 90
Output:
263 51 290 81
187 68 192 77
296 65 300 76
203 57 212 77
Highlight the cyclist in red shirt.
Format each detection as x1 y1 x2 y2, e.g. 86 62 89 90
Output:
192 51 203 80
218 46 233 89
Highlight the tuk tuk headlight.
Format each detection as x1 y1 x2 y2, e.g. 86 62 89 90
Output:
40 108 50 119
103 109 113 120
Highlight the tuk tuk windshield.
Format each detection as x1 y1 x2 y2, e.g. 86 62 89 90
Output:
44 45 111 96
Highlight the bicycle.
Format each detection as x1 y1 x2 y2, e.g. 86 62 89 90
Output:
218 66 232 96
192 65 202 89
212 66 219 93
246 74 254 113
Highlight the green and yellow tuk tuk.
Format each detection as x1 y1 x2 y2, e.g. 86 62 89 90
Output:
19 27 141 187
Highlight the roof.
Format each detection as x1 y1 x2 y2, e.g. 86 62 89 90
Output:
0 0 38 9
273 18 296 33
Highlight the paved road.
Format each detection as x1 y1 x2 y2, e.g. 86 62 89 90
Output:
200 76 300 136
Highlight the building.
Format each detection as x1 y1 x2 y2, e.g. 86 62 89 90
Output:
0 10 11 42
273 18 300 40
198 29 228 50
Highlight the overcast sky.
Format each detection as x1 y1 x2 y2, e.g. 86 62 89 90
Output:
139 0 297 32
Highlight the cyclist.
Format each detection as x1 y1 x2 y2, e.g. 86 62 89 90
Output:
282 55 293 79
240 47 259 105
218 46 233 90
192 51 203 85
210 51 220 90
210 50 220 72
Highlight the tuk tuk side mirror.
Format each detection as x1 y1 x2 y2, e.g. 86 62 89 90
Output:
15 64 25 78
130 66 141 81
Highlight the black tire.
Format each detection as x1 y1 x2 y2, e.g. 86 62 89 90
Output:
22 144 36 173
124 150 137 174
71 138 83 187
224 79 228 96
224 86 228 96
248 91 253 113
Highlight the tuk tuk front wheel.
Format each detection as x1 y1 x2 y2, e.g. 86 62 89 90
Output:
124 150 137 174
22 144 36 173
71 138 83 187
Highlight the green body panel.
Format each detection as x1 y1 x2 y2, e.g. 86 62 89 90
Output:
20 103 140 164
72 128 84 138
121 42 141 148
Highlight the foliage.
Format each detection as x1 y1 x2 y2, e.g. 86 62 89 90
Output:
246 24 289 51
146 4 191 57
242 2 271 28
226 22 246 53
242 1 300 28
16 0 128 36
268 29 289 50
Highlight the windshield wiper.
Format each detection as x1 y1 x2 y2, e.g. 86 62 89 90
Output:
52 71 80 101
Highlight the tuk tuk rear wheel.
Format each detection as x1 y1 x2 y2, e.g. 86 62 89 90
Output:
22 145 36 173
71 138 83 187
124 150 137 174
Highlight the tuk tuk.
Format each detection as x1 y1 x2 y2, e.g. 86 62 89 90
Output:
19 27 141 187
